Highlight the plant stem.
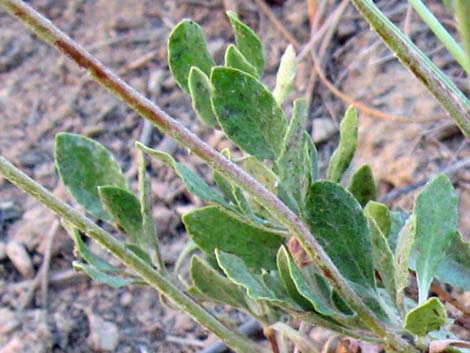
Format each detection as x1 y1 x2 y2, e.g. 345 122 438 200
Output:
0 156 267 353
407 0 469 74
0 1 416 351
351 0 470 138
454 0 470 73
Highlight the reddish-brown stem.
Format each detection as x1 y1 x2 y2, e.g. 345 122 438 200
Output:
264 327 280 353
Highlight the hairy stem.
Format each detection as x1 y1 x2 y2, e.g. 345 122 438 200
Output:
0 156 267 353
407 0 469 73
350 0 470 138
0 1 416 351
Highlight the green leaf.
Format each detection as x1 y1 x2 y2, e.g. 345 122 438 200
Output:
136 143 228 207
414 174 458 303
454 1 470 71
326 106 358 183
138 150 162 269
211 67 287 160
183 205 284 270
364 203 396 300
216 250 298 308
278 247 338 317
55 133 126 222
98 186 143 244
188 67 218 127
273 45 296 105
226 11 264 76
304 181 375 288
276 246 312 310
224 44 258 77
435 231 470 290
305 132 319 183
394 216 415 313
404 297 447 336
69 227 119 273
73 261 136 288
168 19 215 92
190 256 250 311
364 201 391 239
348 164 377 207
277 99 309 208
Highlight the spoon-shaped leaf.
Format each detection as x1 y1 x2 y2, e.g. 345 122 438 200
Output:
55 133 126 222
273 45 296 105
348 164 377 207
414 174 458 303
98 186 143 244
211 67 287 160
405 297 447 337
168 19 215 92
304 181 375 288
226 11 264 76
188 67 218 127
364 202 396 300
224 44 258 77
277 99 309 208
183 205 284 270
326 106 358 183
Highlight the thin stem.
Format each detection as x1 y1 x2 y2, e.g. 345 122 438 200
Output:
454 0 470 75
351 0 470 138
0 1 416 351
0 156 267 353
407 0 469 74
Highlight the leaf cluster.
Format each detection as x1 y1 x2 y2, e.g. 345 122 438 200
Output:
49 10 470 352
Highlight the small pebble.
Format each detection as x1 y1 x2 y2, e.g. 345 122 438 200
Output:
88 314 120 352
119 292 133 307
6 241 34 278
0 241 6 260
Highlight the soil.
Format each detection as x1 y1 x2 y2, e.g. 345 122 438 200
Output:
0 0 469 352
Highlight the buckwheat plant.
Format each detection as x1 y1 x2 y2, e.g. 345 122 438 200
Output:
1 1 469 353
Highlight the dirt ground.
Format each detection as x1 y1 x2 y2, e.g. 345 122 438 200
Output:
0 0 469 352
